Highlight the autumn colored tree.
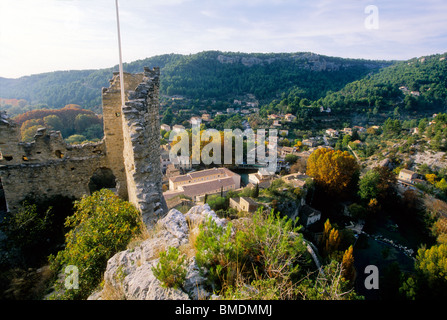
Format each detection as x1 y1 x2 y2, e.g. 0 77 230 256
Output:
306 148 359 197
326 228 341 257
20 118 44 142
410 244 447 299
321 219 341 259
13 105 100 138
341 245 355 283
425 173 437 185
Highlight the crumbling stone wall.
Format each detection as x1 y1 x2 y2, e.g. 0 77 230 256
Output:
0 68 166 225
0 122 107 211
121 67 167 225
102 71 145 199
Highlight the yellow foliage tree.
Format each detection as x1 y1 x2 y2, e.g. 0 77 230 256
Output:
341 245 355 283
326 228 340 255
425 173 437 185
306 148 359 196
321 219 341 258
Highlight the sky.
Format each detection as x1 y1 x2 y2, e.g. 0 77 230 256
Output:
0 0 446 78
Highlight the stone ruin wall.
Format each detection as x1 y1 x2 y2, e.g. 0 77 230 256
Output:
121 67 167 225
0 67 166 226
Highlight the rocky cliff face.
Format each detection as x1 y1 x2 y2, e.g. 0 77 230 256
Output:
88 204 227 300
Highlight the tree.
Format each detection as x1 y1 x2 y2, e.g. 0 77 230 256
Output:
284 154 298 164
252 183 259 198
426 173 437 185
74 114 100 133
341 245 355 283
21 125 41 142
65 134 88 145
358 166 397 203
43 115 64 132
289 158 307 174
325 228 340 257
0 202 52 262
48 189 142 300
321 219 340 258
358 170 381 201
306 148 359 197
408 244 447 299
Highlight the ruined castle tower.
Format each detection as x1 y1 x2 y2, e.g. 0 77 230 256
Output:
102 67 167 225
0 67 167 226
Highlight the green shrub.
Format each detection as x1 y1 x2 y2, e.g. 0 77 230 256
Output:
234 210 309 283
195 217 238 291
0 202 52 261
152 247 187 289
194 209 311 297
48 189 142 300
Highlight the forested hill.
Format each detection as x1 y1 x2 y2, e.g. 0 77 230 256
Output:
316 53 447 115
0 51 391 114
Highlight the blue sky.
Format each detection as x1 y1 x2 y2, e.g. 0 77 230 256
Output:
1 0 446 78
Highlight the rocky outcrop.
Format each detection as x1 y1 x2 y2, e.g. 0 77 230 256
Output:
88 204 226 300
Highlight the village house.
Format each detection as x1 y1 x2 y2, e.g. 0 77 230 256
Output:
248 168 276 188
171 155 192 171
302 139 318 147
190 116 201 126
398 169 418 183
160 124 171 132
281 173 312 189
342 128 353 135
229 196 259 213
165 167 241 202
160 151 171 173
284 113 297 122
268 114 281 120
165 163 180 178
279 146 297 158
273 120 281 127
353 126 366 133
325 128 338 137
172 124 186 132
299 205 321 227
202 113 211 121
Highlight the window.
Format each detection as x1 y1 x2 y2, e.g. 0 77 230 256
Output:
55 150 64 159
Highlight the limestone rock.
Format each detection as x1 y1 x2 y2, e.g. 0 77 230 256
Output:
184 203 227 227
157 208 189 244
89 204 223 300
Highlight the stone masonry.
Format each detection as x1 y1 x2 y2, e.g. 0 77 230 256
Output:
0 67 167 226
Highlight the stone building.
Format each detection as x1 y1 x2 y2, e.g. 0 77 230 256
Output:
164 167 241 202
229 196 259 213
0 67 167 226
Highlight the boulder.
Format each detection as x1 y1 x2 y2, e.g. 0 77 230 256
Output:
88 205 220 300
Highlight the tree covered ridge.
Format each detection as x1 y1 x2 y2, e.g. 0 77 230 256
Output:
0 51 392 113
